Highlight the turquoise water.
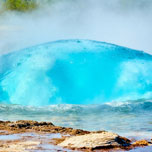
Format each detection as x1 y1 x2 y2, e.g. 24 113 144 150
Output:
0 40 152 105
0 40 152 139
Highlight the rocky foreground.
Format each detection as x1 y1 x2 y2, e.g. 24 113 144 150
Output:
0 120 151 152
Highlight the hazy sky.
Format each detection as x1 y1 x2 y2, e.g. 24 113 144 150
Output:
0 0 152 54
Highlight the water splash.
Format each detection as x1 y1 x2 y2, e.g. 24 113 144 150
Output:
0 40 152 106
0 99 152 134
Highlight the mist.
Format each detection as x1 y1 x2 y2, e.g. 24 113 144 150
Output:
0 0 152 54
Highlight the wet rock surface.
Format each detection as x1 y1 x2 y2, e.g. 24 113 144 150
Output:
0 120 151 152
0 120 90 135
58 132 131 150
0 140 40 152
132 139 151 146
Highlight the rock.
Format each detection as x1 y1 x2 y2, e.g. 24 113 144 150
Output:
58 131 131 150
7 120 54 129
71 129 90 135
0 120 90 135
1 120 152 151
0 140 40 152
132 140 150 146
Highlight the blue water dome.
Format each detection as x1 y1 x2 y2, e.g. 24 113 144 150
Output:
0 40 152 106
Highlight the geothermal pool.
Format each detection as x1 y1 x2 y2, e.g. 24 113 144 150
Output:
0 40 152 139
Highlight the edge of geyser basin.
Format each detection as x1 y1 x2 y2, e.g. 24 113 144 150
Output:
3 39 147 56
0 120 152 151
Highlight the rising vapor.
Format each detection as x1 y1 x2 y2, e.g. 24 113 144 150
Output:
0 0 152 54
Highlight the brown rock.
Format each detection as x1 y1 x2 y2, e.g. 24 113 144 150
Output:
6 120 54 132
8 120 54 129
0 120 90 135
71 129 90 135
132 140 150 146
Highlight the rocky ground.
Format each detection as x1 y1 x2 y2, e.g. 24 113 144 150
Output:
0 120 152 152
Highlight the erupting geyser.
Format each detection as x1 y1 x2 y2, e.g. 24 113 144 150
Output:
0 40 152 106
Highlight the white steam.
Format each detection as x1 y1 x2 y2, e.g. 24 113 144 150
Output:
0 0 152 54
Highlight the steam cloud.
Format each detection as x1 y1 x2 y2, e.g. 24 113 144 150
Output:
0 0 152 54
